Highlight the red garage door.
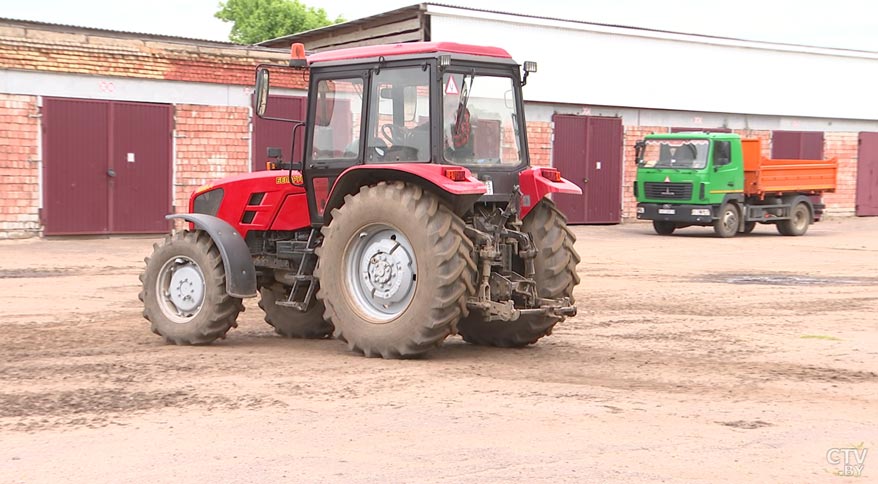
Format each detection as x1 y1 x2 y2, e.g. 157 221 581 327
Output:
552 115 622 224
252 95 307 171
771 130 824 159
857 132 878 216
43 98 172 235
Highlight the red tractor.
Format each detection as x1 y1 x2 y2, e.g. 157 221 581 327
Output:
140 42 581 358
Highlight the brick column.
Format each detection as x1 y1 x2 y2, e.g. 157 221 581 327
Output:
823 132 857 216
0 94 40 239
173 105 251 228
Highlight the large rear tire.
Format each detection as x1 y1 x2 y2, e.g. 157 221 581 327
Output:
139 231 243 345
457 198 581 347
777 202 810 236
315 181 476 358
258 284 333 339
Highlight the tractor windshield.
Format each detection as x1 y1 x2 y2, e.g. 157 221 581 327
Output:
640 139 710 170
442 73 523 166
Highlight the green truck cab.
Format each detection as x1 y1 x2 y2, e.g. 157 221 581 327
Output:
634 132 837 237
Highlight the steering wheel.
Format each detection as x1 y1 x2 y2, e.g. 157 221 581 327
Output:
368 137 389 162
381 124 411 144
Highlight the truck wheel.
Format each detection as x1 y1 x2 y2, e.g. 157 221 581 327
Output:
713 203 739 238
777 202 810 236
139 231 243 345
258 284 333 339
653 220 676 235
742 221 757 234
457 198 581 347
315 181 476 358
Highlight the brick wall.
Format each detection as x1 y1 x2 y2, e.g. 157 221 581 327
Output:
0 24 308 90
0 94 40 239
527 121 551 167
823 132 858 216
172 105 251 228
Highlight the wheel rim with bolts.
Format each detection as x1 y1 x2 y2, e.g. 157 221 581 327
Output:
344 224 417 323
156 256 205 323
723 207 738 233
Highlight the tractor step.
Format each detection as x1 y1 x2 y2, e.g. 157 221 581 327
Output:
278 228 320 311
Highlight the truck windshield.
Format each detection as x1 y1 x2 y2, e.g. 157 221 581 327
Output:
442 73 523 166
641 139 710 169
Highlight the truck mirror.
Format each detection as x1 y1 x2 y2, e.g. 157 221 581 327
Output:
634 140 646 165
254 68 270 117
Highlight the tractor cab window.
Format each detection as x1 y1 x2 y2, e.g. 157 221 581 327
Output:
442 73 523 166
365 67 430 162
640 139 710 170
311 78 364 161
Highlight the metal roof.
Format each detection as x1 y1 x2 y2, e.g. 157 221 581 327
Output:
259 2 877 54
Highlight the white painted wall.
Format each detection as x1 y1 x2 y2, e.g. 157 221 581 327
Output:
428 6 878 121
0 70 307 107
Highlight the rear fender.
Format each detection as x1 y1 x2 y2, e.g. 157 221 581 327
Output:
518 167 582 218
324 164 487 221
166 214 257 298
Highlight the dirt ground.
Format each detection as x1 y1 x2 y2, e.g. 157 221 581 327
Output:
1 217 876 483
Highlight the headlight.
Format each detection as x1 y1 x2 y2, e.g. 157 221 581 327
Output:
637 207 645 214
691 208 711 216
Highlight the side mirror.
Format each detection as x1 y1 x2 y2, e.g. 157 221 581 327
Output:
634 140 646 165
254 67 270 117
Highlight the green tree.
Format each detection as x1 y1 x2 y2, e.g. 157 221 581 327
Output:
215 0 344 44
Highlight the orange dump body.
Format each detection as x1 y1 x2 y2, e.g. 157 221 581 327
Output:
741 139 837 197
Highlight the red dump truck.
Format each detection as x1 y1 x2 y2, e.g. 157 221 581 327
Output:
635 133 838 237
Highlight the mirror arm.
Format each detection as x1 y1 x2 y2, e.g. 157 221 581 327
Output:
288 122 306 179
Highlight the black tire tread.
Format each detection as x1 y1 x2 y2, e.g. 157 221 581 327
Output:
315 181 476 358
258 284 333 339
139 231 242 345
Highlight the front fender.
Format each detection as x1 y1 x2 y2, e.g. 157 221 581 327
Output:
518 167 582 218
166 214 257 298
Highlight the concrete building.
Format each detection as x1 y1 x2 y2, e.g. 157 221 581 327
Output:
1 3 876 238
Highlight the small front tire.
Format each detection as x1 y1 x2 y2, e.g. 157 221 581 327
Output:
139 231 242 345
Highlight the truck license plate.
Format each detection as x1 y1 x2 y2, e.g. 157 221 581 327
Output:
658 209 675 215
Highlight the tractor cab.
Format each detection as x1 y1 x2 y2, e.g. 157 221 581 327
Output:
255 42 540 220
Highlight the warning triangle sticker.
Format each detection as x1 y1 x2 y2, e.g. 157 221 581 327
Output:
444 76 459 95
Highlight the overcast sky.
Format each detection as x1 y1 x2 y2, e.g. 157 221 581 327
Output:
3 0 876 51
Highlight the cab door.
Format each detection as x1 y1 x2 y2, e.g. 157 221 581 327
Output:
303 71 368 224
708 140 742 201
